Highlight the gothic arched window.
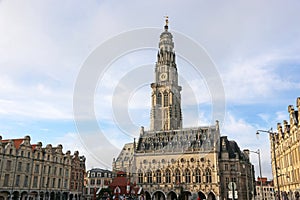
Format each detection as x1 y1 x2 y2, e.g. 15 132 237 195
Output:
185 169 191 183
195 168 201 183
157 92 162 106
138 170 143 184
164 92 169 107
146 171 152 183
165 169 171 183
175 168 181 184
156 170 161 183
205 168 212 183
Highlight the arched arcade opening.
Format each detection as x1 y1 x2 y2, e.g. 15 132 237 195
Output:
197 192 206 200
167 191 177 200
152 191 166 200
207 192 216 200
145 191 151 200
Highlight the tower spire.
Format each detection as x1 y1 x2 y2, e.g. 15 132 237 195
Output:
164 16 169 31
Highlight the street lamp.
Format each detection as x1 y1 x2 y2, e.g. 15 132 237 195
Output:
256 129 281 200
250 149 264 200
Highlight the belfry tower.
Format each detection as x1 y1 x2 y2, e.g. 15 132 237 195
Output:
150 17 182 131
113 18 253 200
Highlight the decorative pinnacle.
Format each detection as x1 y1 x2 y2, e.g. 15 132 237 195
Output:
164 16 169 31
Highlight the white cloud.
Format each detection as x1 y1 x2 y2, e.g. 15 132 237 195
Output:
54 131 130 170
257 110 292 130
0 74 73 120
221 54 300 104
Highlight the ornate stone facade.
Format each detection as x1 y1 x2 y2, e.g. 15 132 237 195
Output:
0 135 86 200
70 151 86 200
273 97 300 199
132 125 220 200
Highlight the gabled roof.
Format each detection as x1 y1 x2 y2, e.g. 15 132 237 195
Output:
2 138 25 149
2 137 38 151
31 144 37 150
109 171 128 187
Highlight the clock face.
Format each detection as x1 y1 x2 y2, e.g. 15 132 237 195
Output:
159 73 168 81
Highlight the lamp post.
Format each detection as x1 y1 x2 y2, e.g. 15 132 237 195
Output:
256 129 281 200
250 149 264 200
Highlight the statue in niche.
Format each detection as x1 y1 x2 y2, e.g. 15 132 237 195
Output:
206 139 211 149
203 131 207 141
209 130 215 146
198 140 202 148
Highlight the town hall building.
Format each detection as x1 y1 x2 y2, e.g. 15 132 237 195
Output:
113 19 254 200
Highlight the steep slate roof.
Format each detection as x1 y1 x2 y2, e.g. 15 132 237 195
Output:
219 136 248 161
88 168 112 173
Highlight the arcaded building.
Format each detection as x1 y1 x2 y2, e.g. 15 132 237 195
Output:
113 19 253 200
0 135 86 200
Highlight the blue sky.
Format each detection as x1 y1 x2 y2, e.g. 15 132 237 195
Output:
1 1 300 180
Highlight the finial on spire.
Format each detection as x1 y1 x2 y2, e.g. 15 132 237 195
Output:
165 16 169 26
164 16 169 31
